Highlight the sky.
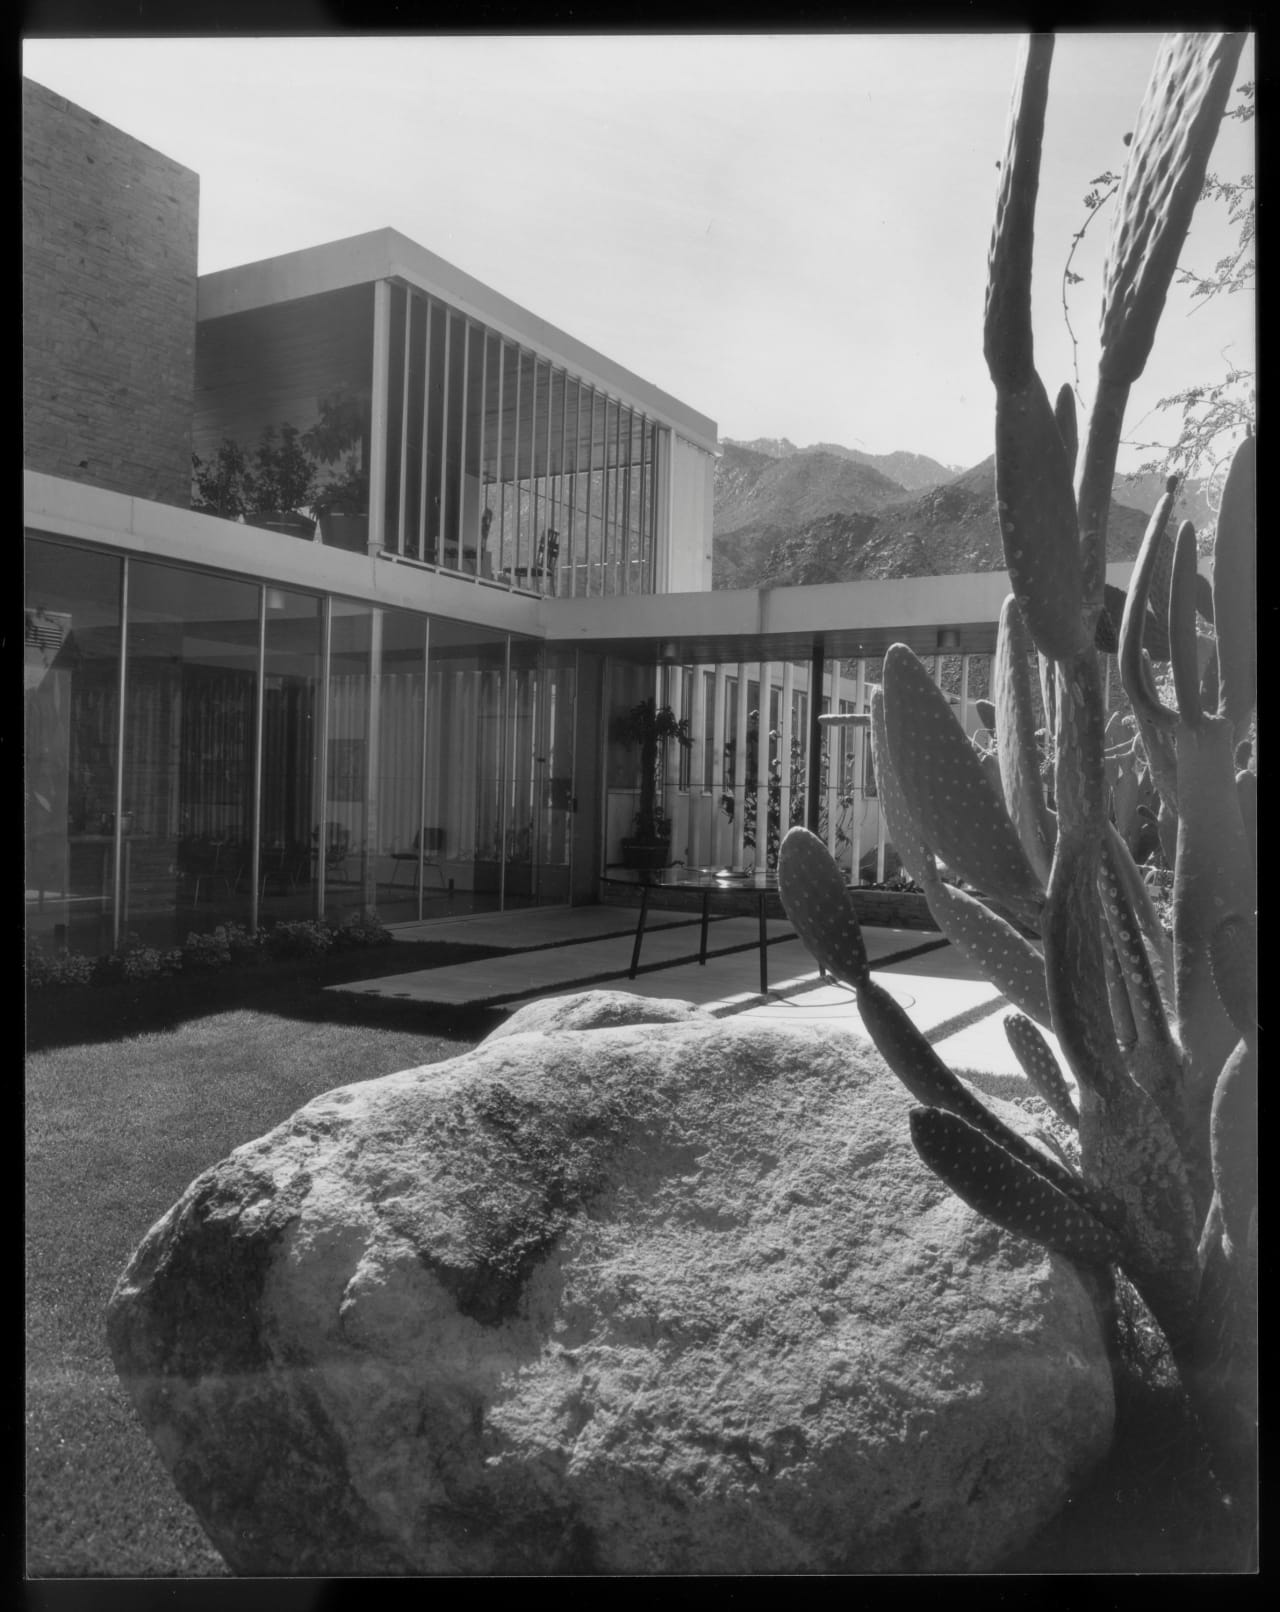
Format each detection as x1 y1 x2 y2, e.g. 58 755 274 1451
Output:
22 31 1255 474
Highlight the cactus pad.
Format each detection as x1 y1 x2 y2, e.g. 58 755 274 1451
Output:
993 593 1056 886
908 1108 1122 1264
776 827 869 987
882 643 1044 918
1212 436 1257 734
1099 33 1247 385
1004 1012 1079 1129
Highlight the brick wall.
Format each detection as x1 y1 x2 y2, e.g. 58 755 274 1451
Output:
23 78 199 506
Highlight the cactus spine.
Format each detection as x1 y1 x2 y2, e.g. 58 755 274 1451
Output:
779 31 1254 1497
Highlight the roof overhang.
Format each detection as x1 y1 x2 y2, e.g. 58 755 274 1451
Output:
537 566 1140 665
198 228 718 453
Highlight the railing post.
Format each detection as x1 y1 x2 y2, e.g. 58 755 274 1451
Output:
806 640 824 832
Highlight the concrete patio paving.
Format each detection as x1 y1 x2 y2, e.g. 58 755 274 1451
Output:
330 904 1070 1097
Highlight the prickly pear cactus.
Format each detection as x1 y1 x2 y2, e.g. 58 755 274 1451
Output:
779 31 1255 1501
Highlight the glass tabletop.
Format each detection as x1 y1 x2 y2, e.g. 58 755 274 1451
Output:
603 866 777 891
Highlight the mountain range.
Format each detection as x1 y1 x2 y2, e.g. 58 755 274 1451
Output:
713 437 1217 591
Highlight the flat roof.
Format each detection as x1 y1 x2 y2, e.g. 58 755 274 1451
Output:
198 228 718 453
537 566 1143 664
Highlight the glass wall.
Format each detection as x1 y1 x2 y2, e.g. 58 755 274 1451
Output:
422 620 508 915
381 282 660 597
121 560 261 945
25 538 123 955
506 642 576 909
24 534 587 956
259 588 323 924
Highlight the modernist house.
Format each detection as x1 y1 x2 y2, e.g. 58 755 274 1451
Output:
24 77 1138 960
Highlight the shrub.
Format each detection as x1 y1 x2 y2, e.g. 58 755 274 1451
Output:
89 934 184 986
330 910 393 950
26 944 95 990
263 919 335 958
181 929 234 972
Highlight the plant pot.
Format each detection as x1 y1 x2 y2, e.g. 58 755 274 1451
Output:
621 838 671 872
319 513 370 553
850 887 938 932
251 510 317 540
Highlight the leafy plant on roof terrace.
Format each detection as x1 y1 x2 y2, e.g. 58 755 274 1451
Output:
778 33 1255 1502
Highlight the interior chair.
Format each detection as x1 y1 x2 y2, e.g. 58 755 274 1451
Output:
389 826 447 893
313 821 351 884
178 836 233 905
504 528 560 594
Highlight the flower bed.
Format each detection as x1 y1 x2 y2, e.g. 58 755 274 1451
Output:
26 912 393 992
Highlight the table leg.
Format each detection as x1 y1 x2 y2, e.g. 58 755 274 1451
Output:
699 890 710 964
759 891 768 995
629 883 651 979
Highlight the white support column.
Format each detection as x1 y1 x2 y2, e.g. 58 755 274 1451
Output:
689 665 708 869
493 335 505 570
395 291 413 556
364 608 383 916
960 653 972 732
755 660 772 868
367 279 392 555
732 661 749 869
566 378 580 597
850 657 865 883
476 330 488 582
416 296 433 563
512 350 523 580
779 661 795 839
456 320 471 571
711 665 728 865
825 664 841 860
437 311 452 568
584 388 597 597
637 415 650 593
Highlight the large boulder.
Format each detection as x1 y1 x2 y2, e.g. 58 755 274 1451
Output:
486 989 710 1040
107 1001 1113 1575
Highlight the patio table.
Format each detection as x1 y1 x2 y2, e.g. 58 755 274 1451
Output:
602 867 780 996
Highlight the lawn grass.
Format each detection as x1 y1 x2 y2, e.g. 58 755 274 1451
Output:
26 943 501 1578
25 944 1255 1576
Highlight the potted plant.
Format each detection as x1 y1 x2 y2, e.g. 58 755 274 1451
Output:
246 424 318 538
192 425 317 538
304 385 371 553
613 697 691 871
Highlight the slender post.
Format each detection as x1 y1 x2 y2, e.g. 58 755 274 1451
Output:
315 598 333 917
529 357 540 579
825 663 841 859
494 338 505 571
250 586 267 933
437 312 452 568
364 609 383 916
476 329 488 582
417 295 432 562
368 280 392 555
567 378 580 596
512 351 523 581
584 389 597 596
850 656 865 883
110 556 131 949
396 290 412 556
416 617 430 921
611 399 623 594
710 665 728 863
755 660 772 867
806 641 824 832
732 661 749 869
456 320 471 572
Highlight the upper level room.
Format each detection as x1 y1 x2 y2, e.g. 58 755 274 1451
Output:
195 229 719 599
